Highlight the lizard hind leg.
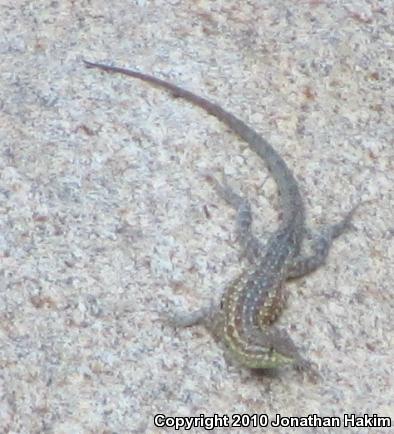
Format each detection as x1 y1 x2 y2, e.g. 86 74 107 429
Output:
287 202 361 279
205 174 265 263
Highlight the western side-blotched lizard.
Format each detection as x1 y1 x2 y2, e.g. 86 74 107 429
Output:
85 60 358 374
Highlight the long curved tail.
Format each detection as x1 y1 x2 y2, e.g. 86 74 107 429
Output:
84 60 304 227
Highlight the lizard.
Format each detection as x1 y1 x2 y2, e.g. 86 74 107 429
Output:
84 59 358 374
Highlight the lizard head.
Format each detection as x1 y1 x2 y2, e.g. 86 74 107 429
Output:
241 326 302 369
259 329 319 379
